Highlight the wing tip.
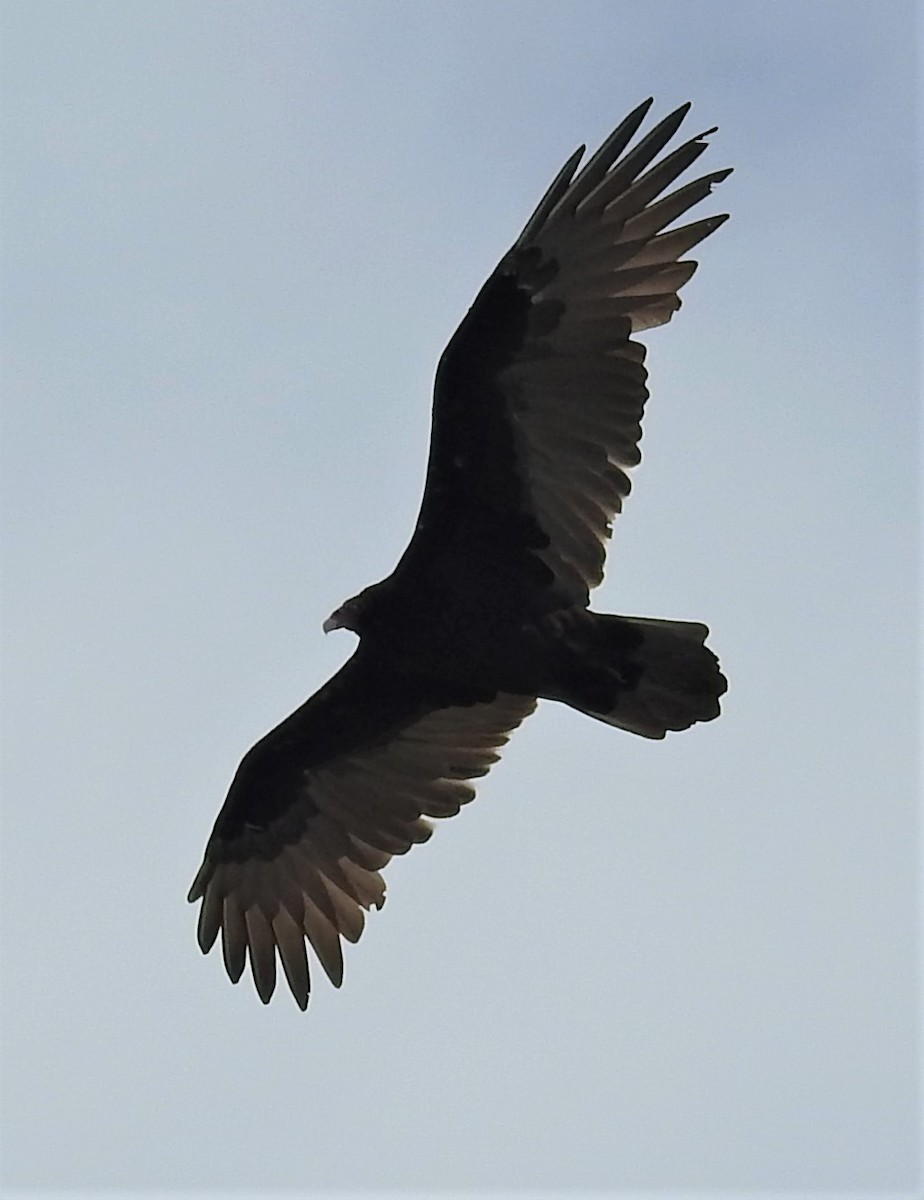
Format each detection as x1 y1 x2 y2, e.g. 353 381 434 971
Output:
187 864 207 904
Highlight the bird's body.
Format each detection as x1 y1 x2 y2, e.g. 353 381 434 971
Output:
190 99 731 1009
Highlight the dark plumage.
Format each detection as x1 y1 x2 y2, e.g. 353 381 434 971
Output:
189 99 731 1009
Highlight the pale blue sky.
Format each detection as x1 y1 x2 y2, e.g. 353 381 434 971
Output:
1 1 919 1195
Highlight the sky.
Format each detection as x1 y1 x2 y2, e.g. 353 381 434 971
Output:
0 1 919 1196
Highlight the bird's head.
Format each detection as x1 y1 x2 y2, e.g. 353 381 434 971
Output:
322 582 384 636
322 598 360 635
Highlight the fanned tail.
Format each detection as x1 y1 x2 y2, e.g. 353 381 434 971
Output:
573 613 727 739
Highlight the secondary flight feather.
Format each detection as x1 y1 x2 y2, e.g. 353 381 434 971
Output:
190 98 731 1009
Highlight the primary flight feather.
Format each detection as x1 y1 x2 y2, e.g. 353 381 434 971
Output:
189 98 731 1009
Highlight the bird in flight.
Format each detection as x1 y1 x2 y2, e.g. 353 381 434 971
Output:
189 98 731 1010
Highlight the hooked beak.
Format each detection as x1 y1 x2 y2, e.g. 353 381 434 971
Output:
322 610 344 634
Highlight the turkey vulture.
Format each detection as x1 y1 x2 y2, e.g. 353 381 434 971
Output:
189 98 730 1009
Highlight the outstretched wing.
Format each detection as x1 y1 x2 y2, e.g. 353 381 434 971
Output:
188 652 535 1009
403 99 730 608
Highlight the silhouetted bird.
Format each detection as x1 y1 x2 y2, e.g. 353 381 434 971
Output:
190 99 731 1009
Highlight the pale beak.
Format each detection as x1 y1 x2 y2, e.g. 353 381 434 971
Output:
322 612 343 634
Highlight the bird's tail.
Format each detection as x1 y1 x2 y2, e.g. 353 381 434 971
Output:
572 613 727 739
